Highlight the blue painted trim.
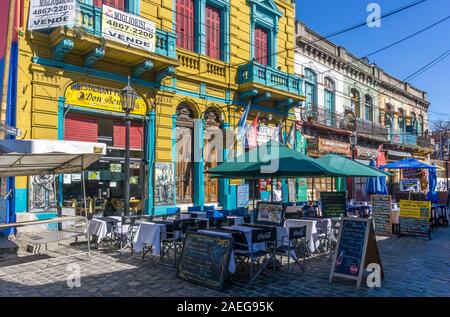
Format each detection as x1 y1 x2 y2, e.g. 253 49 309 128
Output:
147 111 156 215
85 47 105 67
172 0 177 32
193 119 204 207
218 122 234 209
197 0 206 55
35 212 58 231
14 188 27 213
171 114 178 208
200 83 206 99
53 39 74 62
126 0 140 14
58 97 66 207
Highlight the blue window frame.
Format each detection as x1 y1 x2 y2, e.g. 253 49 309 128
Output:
324 77 335 126
304 68 317 113
364 94 373 122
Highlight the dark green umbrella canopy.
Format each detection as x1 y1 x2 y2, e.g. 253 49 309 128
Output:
315 154 393 177
207 141 345 178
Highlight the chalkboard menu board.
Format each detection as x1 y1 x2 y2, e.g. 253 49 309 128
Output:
330 218 384 289
321 192 346 218
177 232 233 291
332 219 368 277
399 200 431 238
371 195 392 236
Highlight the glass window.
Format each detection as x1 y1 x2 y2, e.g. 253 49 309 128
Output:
364 95 373 122
351 89 360 118
418 115 424 135
304 68 317 113
324 77 335 126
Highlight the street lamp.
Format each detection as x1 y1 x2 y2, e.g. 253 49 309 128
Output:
120 76 138 216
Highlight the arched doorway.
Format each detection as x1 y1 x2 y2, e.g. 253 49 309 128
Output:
203 107 223 203
175 103 195 204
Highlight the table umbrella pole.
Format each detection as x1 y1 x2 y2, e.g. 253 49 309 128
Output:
252 177 256 211
271 176 274 202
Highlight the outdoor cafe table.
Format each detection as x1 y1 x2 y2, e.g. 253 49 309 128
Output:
133 221 167 255
86 216 121 243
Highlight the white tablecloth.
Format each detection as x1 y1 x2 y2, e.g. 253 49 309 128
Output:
86 219 108 242
222 225 266 253
227 216 244 226
133 222 167 255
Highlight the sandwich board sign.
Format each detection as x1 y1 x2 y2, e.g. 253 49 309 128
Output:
399 200 431 239
329 218 384 289
371 195 392 236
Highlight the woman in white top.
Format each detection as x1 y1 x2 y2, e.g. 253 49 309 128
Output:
272 181 283 202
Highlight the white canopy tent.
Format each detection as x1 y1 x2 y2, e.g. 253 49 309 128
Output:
0 139 107 260
0 139 106 177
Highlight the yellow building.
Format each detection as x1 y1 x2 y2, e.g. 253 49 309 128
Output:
14 0 304 215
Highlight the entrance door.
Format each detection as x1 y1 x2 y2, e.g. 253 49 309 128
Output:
203 109 222 203
176 105 195 204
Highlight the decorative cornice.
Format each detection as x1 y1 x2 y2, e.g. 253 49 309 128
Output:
85 47 105 67
53 39 74 62
133 60 154 78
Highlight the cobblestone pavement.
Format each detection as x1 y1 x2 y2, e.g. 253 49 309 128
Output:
0 227 449 297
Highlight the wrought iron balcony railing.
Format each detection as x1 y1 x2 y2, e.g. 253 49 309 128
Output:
355 118 389 142
304 107 345 129
76 1 176 59
237 61 303 95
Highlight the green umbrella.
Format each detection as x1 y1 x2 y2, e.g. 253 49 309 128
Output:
315 154 393 178
207 141 345 179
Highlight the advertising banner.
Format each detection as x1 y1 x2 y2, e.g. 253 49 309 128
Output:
102 4 156 53
28 0 76 31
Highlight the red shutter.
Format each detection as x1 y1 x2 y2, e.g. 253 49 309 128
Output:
94 0 125 10
113 122 144 149
64 115 98 143
206 5 220 60
255 27 268 65
176 0 195 51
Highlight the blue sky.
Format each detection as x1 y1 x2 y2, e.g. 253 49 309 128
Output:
296 0 450 127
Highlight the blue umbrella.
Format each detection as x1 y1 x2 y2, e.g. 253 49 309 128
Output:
426 165 438 203
365 160 389 195
380 158 434 170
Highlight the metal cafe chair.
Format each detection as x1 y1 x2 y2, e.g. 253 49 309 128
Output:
276 225 307 274
234 226 277 287
115 215 151 255
327 218 342 261
158 219 188 267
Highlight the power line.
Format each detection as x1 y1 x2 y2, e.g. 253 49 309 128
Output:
362 15 450 59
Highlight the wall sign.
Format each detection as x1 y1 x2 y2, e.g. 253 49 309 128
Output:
256 202 284 226
178 232 233 291
400 179 421 192
28 0 76 31
65 82 147 115
29 175 56 211
371 195 392 236
318 138 351 156
154 162 174 206
102 5 156 53
329 218 384 289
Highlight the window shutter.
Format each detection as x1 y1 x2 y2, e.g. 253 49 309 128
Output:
206 5 221 59
113 122 144 149
255 27 268 65
176 0 195 51
64 115 98 143
94 0 125 10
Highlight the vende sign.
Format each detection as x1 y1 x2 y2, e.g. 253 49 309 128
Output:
28 0 76 31
102 5 156 53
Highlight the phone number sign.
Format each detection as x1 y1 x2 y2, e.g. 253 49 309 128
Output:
102 5 156 53
28 0 76 31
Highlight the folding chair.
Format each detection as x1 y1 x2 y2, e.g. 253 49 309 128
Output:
159 219 186 267
327 218 342 261
234 226 277 287
276 226 307 274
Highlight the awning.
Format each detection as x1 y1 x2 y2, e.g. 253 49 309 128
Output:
0 139 107 177
387 150 412 158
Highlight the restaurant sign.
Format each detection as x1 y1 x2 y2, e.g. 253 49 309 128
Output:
65 83 147 115
102 5 156 53
356 146 378 159
399 200 431 219
318 138 351 156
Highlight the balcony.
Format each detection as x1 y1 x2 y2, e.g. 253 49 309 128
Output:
391 130 417 146
237 61 304 105
304 107 349 133
355 118 389 142
30 0 178 72
417 136 434 149
176 49 229 84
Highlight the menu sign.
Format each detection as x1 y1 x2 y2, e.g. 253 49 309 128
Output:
288 179 296 202
400 179 421 192
371 195 392 236
330 218 384 289
321 192 346 218
237 184 249 208
400 200 431 238
256 202 284 226
177 232 233 291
